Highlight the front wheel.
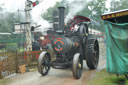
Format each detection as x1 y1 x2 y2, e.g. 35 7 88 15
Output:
38 51 51 76
72 53 83 79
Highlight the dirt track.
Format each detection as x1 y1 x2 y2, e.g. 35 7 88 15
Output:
8 62 105 85
6 43 106 85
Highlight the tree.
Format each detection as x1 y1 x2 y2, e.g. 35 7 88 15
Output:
78 0 108 32
0 12 18 32
110 0 128 11
0 9 25 33
41 2 60 21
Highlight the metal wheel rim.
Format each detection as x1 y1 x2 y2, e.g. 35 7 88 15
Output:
73 53 83 79
41 54 50 75
76 58 82 77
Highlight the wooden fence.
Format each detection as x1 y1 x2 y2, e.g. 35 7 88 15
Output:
0 51 41 79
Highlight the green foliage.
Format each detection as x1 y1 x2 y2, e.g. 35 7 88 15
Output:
0 78 10 85
110 0 128 11
0 6 25 42
0 6 25 33
78 0 108 32
87 70 128 85
41 2 60 21
0 12 18 32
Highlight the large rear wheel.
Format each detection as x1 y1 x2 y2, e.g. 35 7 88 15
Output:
86 39 99 69
72 53 83 79
38 51 51 76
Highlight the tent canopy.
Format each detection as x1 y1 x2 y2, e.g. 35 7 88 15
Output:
101 9 128 23
101 9 128 74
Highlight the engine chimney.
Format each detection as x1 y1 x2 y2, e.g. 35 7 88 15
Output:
58 6 65 33
53 10 59 31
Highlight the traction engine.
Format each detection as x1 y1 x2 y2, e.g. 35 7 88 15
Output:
38 7 99 79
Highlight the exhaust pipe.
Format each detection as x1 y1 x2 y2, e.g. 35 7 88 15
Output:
53 10 59 30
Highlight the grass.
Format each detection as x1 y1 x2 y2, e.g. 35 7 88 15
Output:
87 70 128 85
0 78 10 85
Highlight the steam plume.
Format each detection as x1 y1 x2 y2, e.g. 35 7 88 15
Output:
64 0 92 23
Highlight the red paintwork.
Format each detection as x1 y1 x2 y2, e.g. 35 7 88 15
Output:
33 3 36 7
38 35 53 49
68 15 90 30
24 51 41 59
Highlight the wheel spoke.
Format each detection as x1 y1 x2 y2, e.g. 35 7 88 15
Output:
39 54 51 75
77 70 80 77
78 59 82 76
73 53 83 79
42 68 46 73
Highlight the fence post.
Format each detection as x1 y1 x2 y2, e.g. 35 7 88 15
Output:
0 62 3 79
15 51 18 73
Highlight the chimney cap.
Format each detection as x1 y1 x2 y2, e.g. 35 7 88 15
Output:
58 6 65 9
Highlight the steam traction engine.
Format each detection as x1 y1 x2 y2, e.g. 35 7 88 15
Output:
38 7 99 79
